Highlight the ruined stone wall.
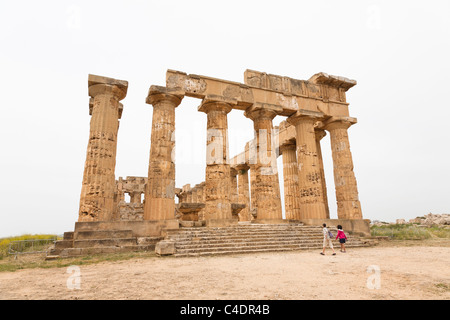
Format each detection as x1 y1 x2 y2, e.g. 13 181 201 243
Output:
114 176 147 221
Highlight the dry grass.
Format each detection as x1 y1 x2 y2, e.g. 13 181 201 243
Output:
0 250 157 273
371 224 450 240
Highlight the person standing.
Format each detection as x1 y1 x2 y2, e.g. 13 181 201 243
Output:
321 223 336 255
336 225 348 253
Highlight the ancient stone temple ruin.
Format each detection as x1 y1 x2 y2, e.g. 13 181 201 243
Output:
51 70 374 258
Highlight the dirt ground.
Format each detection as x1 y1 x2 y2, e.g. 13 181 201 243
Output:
0 241 449 300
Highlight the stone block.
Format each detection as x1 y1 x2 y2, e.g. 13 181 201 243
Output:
155 240 176 256
63 232 74 240
205 218 239 227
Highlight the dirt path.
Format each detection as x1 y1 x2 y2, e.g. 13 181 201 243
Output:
0 245 449 300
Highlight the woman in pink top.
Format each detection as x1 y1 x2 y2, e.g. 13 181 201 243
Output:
336 225 347 253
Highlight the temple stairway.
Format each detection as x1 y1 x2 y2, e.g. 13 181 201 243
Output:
165 223 378 257
48 223 377 259
47 230 162 258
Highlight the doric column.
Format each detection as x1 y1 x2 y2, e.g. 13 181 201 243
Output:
324 117 362 219
198 182 206 220
287 110 327 220
230 168 239 204
199 97 234 221
144 86 183 220
79 75 128 222
249 164 257 213
244 105 283 220
315 129 330 218
280 142 301 220
236 164 251 221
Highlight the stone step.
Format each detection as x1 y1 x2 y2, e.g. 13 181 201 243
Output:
166 230 331 237
73 238 137 248
167 234 333 242
163 224 371 258
173 224 333 230
174 243 369 257
169 235 350 244
175 242 368 254
178 225 325 231
175 241 366 251
54 240 74 250
63 232 74 240
59 244 156 257
168 229 332 236
175 240 366 252
75 230 133 240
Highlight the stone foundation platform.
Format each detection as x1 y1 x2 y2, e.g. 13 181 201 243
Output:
48 219 372 259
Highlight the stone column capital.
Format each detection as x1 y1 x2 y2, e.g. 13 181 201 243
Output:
286 109 324 126
198 95 234 114
235 163 250 172
244 103 282 121
88 74 128 101
146 85 184 106
230 167 238 177
323 116 357 131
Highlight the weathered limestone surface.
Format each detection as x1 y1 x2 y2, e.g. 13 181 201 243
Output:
155 240 176 255
324 117 362 219
245 105 282 220
166 69 355 117
236 164 251 221
115 177 147 221
315 129 330 219
178 203 205 221
280 142 301 220
287 110 327 220
79 75 128 222
199 97 233 221
249 164 257 218
67 69 367 258
230 168 239 204
144 86 183 221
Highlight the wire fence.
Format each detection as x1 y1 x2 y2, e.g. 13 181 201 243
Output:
8 238 57 257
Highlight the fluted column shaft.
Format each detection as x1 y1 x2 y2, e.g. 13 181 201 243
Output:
245 108 282 220
325 119 363 219
249 164 257 212
287 114 327 219
144 86 183 220
236 165 251 221
315 129 330 218
198 183 206 220
79 75 127 222
230 168 239 204
280 143 301 220
200 100 233 221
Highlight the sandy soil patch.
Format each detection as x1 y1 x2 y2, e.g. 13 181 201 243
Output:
0 245 449 300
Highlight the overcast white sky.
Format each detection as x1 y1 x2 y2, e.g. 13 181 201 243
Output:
1 0 449 238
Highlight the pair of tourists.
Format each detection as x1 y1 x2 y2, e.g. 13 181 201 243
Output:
320 224 347 255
